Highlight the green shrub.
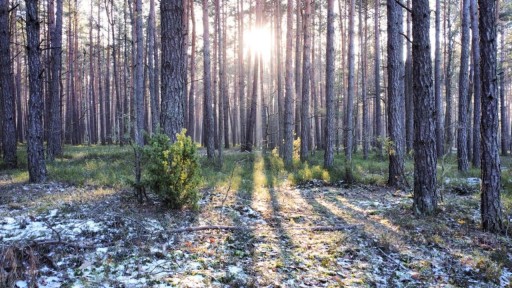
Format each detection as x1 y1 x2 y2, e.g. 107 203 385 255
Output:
143 130 201 209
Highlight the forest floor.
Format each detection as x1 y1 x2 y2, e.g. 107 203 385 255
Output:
1 148 512 287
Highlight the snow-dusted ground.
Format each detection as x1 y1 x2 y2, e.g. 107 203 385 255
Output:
1 177 511 287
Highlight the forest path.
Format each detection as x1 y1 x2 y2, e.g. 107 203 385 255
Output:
0 154 511 287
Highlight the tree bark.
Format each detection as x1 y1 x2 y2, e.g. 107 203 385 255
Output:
412 0 437 214
405 0 414 154
283 0 294 167
202 0 215 158
479 0 503 233
26 0 47 182
374 0 382 156
294 0 302 139
300 0 311 162
360 0 369 159
499 26 509 156
434 0 443 157
345 0 355 181
457 0 470 172
161 0 186 142
238 0 246 151
444 0 454 154
188 0 196 140
387 0 406 188
148 0 159 134
324 0 334 168
470 0 481 165
0 0 16 168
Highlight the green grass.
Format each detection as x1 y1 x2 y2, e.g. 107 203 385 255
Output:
4 144 133 187
2 144 512 208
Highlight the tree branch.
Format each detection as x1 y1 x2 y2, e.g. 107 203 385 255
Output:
399 32 413 44
395 0 412 14
169 225 358 233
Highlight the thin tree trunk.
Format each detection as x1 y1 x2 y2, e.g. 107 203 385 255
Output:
499 27 509 156
360 0 369 159
202 0 215 158
300 0 311 162
238 0 246 151
148 0 159 133
444 0 454 153
457 0 470 172
97 2 105 145
434 0 443 157
374 0 382 156
345 0 355 181
105 14 112 144
324 0 334 168
479 0 503 233
283 0 294 166
221 0 229 150
412 0 437 214
276 0 284 155
405 0 414 154
188 0 196 140
0 0 16 167
295 0 301 138
471 0 481 165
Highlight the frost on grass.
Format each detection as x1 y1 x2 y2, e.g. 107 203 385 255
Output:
1 172 511 287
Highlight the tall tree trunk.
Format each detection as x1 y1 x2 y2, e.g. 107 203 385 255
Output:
499 27 509 156
188 0 196 140
105 15 112 144
221 0 229 150
444 0 454 153
148 0 159 133
405 0 414 154
97 1 105 145
294 0 301 138
215 0 224 163
238 0 246 151
360 0 369 159
202 0 215 158
283 0 294 166
471 0 481 165
374 0 382 156
300 0 311 162
457 0 470 172
345 0 355 181
161 0 186 142
0 0 16 167
412 0 437 214
48 0 63 159
434 0 443 157
26 0 47 182
479 0 502 233
324 0 334 168
312 15 320 151
387 0 406 187
133 0 145 202
276 0 284 155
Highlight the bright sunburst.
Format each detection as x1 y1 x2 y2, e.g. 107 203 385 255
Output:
244 26 273 61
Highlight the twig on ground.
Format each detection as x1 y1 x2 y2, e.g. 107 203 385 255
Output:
169 224 359 233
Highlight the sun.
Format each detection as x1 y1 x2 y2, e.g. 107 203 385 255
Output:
244 26 273 61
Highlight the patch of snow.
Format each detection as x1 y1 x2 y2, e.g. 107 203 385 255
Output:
228 265 243 275
14 281 27 288
181 275 205 288
501 268 512 287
